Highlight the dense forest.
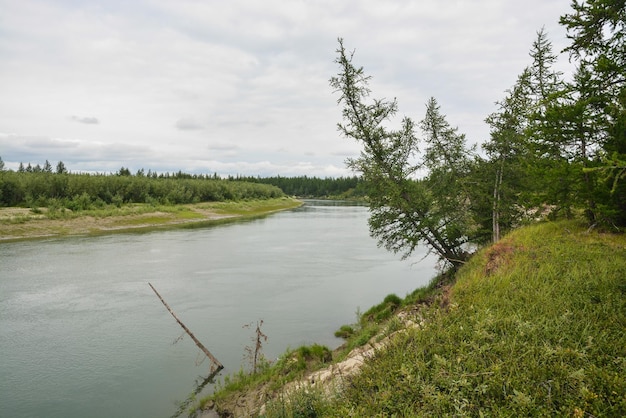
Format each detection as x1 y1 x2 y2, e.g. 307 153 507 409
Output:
0 159 365 209
332 0 625 268
233 175 367 198
0 165 283 209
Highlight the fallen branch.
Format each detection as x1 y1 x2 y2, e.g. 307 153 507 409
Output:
149 282 224 373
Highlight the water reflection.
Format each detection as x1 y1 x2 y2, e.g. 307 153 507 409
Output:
171 370 221 418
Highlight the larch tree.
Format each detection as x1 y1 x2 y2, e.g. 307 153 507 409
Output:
56 161 68 174
560 0 626 226
330 39 475 269
483 69 534 242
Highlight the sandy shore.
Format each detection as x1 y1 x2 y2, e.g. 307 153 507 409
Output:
0 199 301 242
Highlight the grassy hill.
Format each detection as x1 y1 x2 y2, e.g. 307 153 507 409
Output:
321 221 626 417
200 220 626 417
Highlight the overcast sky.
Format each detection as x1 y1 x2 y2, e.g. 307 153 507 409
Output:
0 0 574 177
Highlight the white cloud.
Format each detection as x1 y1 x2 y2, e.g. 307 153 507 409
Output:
70 116 99 125
175 118 204 131
0 0 574 177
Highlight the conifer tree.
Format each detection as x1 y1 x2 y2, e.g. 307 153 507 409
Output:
483 69 534 241
56 161 67 174
331 39 474 268
560 0 626 226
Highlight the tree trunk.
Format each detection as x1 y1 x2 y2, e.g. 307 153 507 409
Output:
492 160 504 243
149 283 223 373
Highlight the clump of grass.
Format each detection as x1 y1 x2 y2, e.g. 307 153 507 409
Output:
270 344 333 384
361 293 402 323
334 294 402 344
297 344 332 364
350 324 379 349
333 325 355 339
264 386 334 418
381 316 403 336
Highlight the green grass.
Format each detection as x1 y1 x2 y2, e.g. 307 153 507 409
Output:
203 197 302 216
20 197 301 221
322 220 626 417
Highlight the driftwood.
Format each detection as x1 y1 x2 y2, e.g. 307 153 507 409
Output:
149 282 224 373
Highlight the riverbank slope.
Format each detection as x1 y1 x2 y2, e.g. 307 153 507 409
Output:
0 198 301 242
201 220 626 417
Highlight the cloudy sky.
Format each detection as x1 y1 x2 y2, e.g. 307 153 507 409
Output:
0 0 574 177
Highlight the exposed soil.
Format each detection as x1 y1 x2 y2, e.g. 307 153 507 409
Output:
483 240 520 276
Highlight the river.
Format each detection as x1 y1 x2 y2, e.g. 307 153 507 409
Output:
0 200 438 418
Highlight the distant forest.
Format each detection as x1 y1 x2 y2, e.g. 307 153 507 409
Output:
0 158 365 209
234 175 366 198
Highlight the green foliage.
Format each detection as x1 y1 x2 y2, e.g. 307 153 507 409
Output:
361 293 402 323
557 0 626 226
0 170 284 208
350 324 380 348
330 39 474 268
235 175 367 198
333 325 354 339
472 5 626 236
403 269 455 306
271 344 333 379
55 161 67 174
295 344 332 366
265 386 333 418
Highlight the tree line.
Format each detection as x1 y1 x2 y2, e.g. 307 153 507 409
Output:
234 175 367 198
0 164 284 209
0 158 368 209
331 0 625 269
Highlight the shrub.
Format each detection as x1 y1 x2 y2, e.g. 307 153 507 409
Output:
334 325 355 339
361 293 402 323
66 192 93 211
296 344 332 366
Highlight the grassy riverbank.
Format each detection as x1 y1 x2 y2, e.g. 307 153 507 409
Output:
0 197 301 242
198 220 626 417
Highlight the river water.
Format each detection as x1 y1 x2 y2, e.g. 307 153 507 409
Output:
0 200 438 418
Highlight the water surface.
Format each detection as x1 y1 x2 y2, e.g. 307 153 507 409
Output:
0 200 437 418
